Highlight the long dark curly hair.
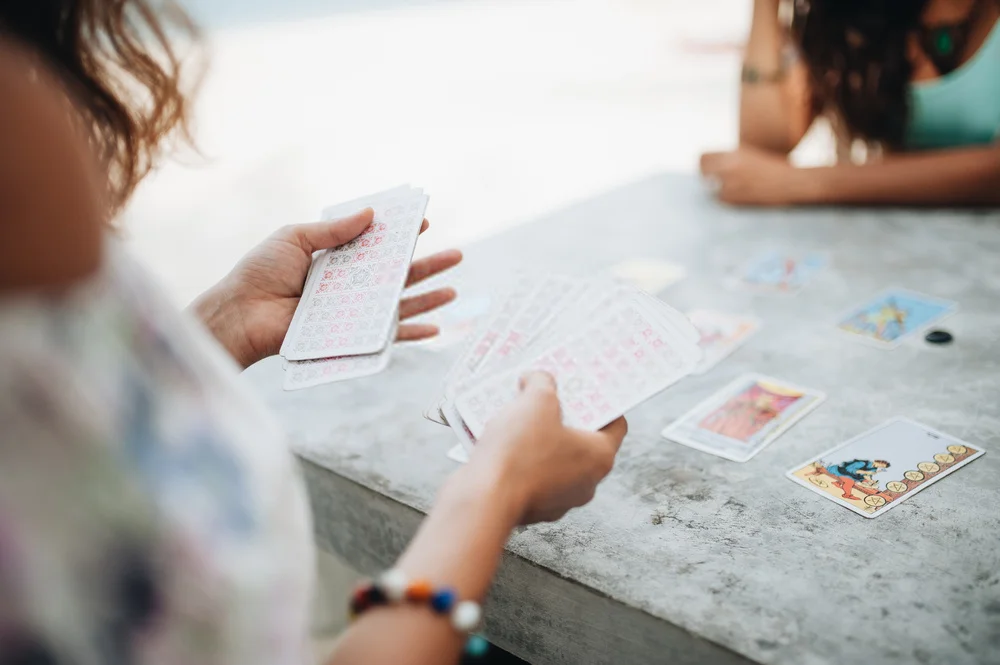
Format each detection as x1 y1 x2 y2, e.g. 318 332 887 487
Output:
791 0 930 152
0 1 201 212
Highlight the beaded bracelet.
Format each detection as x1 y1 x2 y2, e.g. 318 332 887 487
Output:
349 569 490 659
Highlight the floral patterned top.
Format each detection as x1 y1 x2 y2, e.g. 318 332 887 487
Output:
0 243 314 665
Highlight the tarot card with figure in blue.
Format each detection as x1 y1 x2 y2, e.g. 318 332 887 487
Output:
837 288 957 349
734 251 827 294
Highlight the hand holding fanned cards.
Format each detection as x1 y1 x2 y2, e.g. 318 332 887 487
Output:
431 275 702 453
787 418 985 518
280 186 429 391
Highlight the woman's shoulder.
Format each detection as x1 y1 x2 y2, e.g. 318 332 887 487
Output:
0 41 105 293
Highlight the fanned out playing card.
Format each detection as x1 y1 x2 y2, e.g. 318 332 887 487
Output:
432 275 702 454
280 186 427 390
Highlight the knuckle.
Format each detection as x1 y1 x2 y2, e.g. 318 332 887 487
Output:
275 223 299 242
593 450 615 477
537 384 558 400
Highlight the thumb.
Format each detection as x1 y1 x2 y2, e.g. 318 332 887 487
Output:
699 152 722 175
287 207 375 253
519 371 556 394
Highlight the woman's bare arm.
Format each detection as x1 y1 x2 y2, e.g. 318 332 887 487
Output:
701 141 1000 207
739 0 814 154
801 143 1000 205
328 377 627 665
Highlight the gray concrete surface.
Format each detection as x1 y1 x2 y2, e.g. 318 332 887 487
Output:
244 174 1000 665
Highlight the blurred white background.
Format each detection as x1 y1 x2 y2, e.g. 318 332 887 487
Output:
124 0 754 305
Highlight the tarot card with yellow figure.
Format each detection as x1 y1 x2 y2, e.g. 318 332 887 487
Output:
836 288 956 349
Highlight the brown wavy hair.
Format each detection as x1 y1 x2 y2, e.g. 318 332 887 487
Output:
0 0 201 212
791 0 930 152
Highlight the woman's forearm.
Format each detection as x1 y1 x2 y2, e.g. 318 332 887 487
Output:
327 455 525 665
801 145 1000 206
739 0 810 153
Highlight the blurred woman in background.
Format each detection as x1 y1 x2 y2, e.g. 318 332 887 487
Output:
701 0 1000 206
0 2 626 664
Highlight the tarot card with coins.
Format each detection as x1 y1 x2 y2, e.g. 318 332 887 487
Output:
786 417 985 518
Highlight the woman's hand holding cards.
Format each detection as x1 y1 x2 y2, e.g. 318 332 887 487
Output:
191 207 462 369
472 372 628 525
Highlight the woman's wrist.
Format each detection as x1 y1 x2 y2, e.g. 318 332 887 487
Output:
443 450 526 534
189 279 256 369
789 166 832 205
391 448 526 606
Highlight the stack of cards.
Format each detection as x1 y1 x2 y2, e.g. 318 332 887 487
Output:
428 275 703 453
279 186 429 391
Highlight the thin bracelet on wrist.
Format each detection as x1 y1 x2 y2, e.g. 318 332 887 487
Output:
742 42 797 84
741 63 787 83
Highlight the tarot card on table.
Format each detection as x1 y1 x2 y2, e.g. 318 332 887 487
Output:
786 418 984 518
732 251 826 294
662 374 825 462
688 310 761 375
608 258 686 294
836 288 957 349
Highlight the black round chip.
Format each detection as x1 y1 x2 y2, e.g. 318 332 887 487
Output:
925 330 954 345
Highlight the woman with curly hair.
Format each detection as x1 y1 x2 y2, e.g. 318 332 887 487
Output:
701 0 1000 206
0 2 627 664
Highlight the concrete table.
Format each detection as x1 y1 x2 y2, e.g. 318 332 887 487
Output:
245 174 1000 665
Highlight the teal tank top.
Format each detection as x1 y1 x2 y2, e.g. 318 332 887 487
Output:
908 18 1000 150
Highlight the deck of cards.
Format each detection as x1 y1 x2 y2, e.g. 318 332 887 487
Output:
428 275 703 453
279 186 428 391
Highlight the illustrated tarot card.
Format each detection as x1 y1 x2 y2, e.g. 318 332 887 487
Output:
688 310 761 375
732 251 826 294
836 288 957 349
662 374 826 462
786 418 984 518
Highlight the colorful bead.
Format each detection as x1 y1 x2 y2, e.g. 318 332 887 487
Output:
430 588 457 614
451 601 482 632
464 635 490 658
368 585 387 605
349 585 372 616
405 579 433 602
379 569 408 602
